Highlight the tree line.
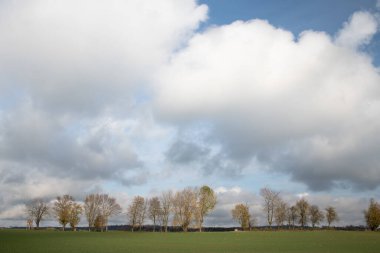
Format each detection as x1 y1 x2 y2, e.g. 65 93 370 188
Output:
232 188 338 230
26 194 122 232
25 185 217 232
231 187 380 231
25 186 380 232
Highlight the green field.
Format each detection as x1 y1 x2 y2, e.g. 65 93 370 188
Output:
0 230 379 253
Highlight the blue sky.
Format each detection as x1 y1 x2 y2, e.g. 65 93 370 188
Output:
202 0 375 31
201 0 380 64
0 0 379 227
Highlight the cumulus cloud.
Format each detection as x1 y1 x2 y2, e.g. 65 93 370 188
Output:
335 11 378 49
0 104 144 182
165 136 250 178
0 0 207 115
166 140 210 164
156 12 380 190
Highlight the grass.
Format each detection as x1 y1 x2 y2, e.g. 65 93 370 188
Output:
0 229 379 253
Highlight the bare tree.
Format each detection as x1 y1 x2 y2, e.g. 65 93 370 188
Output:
287 205 298 229
195 185 217 232
149 197 161 232
68 202 83 231
26 199 49 229
260 187 280 228
138 198 148 231
128 196 145 232
84 194 102 231
157 209 164 231
160 190 172 232
364 198 380 231
325 206 339 228
309 205 324 228
232 203 251 231
296 198 309 228
98 194 122 232
274 199 287 227
172 188 197 232
53 195 74 231
26 218 33 230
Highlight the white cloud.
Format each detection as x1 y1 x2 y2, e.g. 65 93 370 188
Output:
0 0 207 115
215 187 228 194
230 186 242 194
335 11 378 49
156 12 380 190
296 192 310 199
215 186 242 194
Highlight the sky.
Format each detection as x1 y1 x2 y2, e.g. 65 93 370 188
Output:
0 0 380 228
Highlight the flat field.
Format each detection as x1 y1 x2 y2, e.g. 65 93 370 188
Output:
0 229 379 253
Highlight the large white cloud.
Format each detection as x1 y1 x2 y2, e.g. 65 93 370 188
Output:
0 0 207 115
156 11 380 190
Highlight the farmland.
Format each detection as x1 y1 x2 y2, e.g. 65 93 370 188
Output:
0 230 379 253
